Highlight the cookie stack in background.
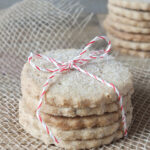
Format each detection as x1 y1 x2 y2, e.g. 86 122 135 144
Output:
19 49 134 149
103 0 150 58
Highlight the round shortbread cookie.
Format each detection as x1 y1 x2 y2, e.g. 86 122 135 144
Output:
19 100 132 149
41 111 120 130
22 81 133 115
21 69 134 114
108 4 150 21
19 99 132 141
105 16 150 34
21 49 133 108
104 21 150 42
107 33 150 51
113 46 150 58
109 0 150 11
39 102 132 131
22 91 132 117
22 71 133 117
109 13 150 28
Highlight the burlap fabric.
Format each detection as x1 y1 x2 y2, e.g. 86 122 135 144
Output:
0 0 150 149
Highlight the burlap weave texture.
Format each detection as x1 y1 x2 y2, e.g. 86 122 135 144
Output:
0 0 150 149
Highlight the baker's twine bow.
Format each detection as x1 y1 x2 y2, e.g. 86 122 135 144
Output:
28 36 127 143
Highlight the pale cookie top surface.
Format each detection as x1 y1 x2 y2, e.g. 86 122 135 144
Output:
22 49 133 108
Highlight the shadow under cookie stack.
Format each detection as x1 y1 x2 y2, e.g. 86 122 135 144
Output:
19 49 134 149
104 0 150 58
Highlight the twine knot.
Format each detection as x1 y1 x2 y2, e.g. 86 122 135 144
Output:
68 60 74 69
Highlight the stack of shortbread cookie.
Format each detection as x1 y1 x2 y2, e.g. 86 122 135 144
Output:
19 49 134 149
104 0 150 58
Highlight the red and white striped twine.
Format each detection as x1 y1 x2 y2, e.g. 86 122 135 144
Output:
28 36 127 143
